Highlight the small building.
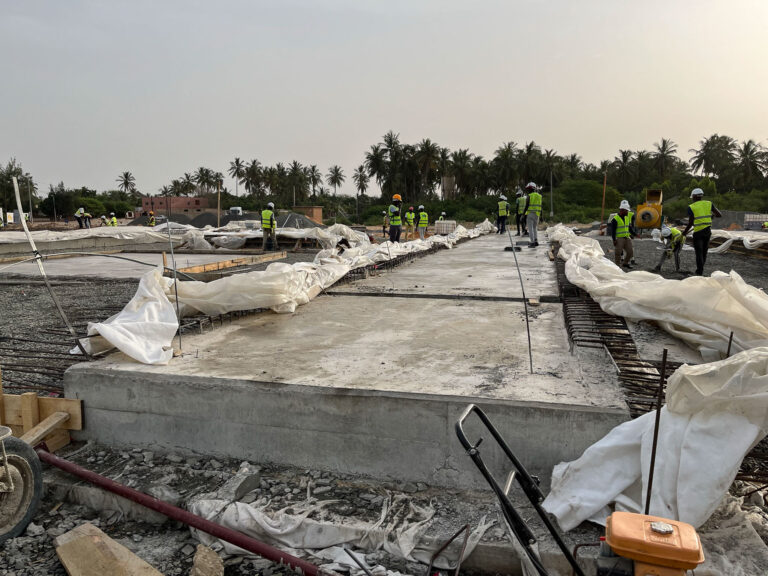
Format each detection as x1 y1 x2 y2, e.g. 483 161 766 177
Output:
141 196 208 214
293 206 323 224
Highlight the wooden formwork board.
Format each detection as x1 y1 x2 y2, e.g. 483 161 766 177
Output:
176 251 286 274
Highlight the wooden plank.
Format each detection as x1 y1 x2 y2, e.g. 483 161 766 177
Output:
20 411 70 447
0 369 4 426
177 251 286 274
42 428 71 453
55 523 164 576
2 395 82 430
20 392 39 433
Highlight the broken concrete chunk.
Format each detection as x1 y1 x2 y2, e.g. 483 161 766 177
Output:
190 544 224 576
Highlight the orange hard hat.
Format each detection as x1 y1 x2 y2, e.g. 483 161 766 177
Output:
392 194 402 201
149 211 154 215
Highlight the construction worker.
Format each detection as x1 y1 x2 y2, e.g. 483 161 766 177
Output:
108 212 118 227
763 221 768 230
523 183 542 247
146 211 155 227
438 212 445 221
83 212 93 229
262 202 277 250
610 200 636 268
74 207 85 229
404 206 416 241
388 194 402 243
497 195 510 234
417 205 429 240
681 188 721 276
381 210 388 239
100 215 107 226
515 189 527 236
653 225 684 273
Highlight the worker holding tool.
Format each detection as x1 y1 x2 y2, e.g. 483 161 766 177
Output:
108 212 118 227
262 202 278 250
381 210 388 239
610 200 636 269
515 189 527 236
417 205 429 240
681 188 722 276
438 212 445 221
523 183 542 247
388 194 403 243
653 225 684 273
404 206 416 241
496 195 510 234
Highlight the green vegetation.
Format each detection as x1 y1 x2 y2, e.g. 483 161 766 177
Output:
3 131 768 225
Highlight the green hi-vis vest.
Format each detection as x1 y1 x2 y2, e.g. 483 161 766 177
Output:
418 212 428 227
613 212 633 238
262 209 274 229
527 192 542 216
438 215 444 221
405 212 415 225
690 200 712 232
108 217 117 226
498 201 508 216
382 215 387 225
669 226 683 245
389 205 401 226
147 216 155 227
516 197 526 214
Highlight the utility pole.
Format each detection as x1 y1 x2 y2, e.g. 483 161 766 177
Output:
549 169 554 219
27 178 33 223
51 192 57 224
217 183 221 228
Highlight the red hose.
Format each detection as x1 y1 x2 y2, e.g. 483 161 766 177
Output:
36 448 330 576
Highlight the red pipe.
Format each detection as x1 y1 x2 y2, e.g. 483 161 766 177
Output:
36 448 331 576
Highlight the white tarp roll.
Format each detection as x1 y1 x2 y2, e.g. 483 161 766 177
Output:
542 347 768 531
547 224 768 360
77 221 496 364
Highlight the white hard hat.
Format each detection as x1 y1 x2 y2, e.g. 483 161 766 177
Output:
500 195 507 200
110 212 115 216
690 188 704 198
661 226 671 237
619 200 631 210
418 204 424 210
525 182 537 190
382 210 386 215
267 202 275 208
79 207 84 212
516 190 522 196
441 211 446 215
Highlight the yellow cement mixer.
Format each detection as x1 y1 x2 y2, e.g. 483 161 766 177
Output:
636 189 663 229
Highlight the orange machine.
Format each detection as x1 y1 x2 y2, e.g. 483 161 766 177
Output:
601 512 705 575
636 189 664 229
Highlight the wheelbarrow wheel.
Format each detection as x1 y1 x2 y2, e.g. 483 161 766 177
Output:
0 437 43 545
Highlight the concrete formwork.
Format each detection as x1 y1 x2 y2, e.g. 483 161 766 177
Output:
65 233 630 488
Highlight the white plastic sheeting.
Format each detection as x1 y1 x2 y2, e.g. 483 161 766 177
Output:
78 221 495 364
188 464 493 571
709 229 768 253
0 226 174 246
542 347 768 531
548 224 768 359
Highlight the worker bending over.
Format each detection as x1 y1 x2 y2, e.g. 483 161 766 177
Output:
653 225 684 273
610 200 636 269
681 188 721 276
388 194 403 243
417 205 428 240
523 182 542 247
404 206 416 241
262 202 278 250
515 189 527 236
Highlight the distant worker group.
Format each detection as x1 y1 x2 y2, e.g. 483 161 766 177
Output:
498 182 541 247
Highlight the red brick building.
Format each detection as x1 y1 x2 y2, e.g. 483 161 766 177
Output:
141 196 208 213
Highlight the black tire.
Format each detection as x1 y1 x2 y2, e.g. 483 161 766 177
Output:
0 437 43 545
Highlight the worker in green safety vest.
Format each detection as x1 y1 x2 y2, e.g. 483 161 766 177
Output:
523 182 542 247
262 202 278 251
515 189 527 236
417 204 429 240
404 206 416 241
496 195 510 234
388 194 403 243
762 221 768 230
681 188 721 276
653 225 684 273
610 200 636 268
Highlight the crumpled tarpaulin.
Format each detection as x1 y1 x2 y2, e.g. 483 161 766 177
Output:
709 229 768 253
78 221 495 364
187 466 493 571
542 347 768 531
548 224 768 360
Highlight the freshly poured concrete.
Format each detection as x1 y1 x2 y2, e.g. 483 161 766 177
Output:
66 232 630 488
0 253 242 279
332 234 558 299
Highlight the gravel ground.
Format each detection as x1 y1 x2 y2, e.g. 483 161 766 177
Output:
594 236 768 292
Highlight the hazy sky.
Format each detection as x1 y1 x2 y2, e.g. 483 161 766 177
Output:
2 0 768 197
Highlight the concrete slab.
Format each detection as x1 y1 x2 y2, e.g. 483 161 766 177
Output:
331 233 558 300
0 253 247 279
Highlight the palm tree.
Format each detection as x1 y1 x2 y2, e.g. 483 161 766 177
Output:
326 165 345 196
450 149 473 196
353 165 369 196
415 138 440 194
517 142 542 183
117 172 135 194
242 160 262 198
612 150 635 191
492 142 518 193
563 153 582 180
634 151 652 187
194 167 214 195
735 139 766 187
307 164 321 198
288 161 306 205
652 138 678 180
228 158 246 197
365 144 387 196
689 134 737 179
